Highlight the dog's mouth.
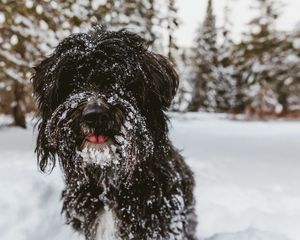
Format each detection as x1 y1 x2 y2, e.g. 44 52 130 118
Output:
80 125 119 148
85 134 108 144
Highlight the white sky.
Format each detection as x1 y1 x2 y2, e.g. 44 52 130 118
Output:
176 0 300 47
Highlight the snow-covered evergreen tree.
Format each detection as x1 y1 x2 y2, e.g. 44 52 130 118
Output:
271 26 300 114
166 0 179 64
171 48 195 111
288 25 300 111
245 81 280 119
165 0 191 112
233 0 283 114
188 0 218 112
215 0 236 112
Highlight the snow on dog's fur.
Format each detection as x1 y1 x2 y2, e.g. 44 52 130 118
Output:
32 26 197 240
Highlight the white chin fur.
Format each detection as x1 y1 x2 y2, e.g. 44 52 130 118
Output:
96 209 119 240
78 141 119 166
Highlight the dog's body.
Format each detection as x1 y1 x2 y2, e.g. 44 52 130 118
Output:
32 27 197 240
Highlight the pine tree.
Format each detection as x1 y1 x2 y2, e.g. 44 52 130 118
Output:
188 0 218 112
245 80 280 119
215 0 236 112
165 0 189 112
233 0 283 115
277 32 300 114
171 48 195 111
287 26 300 112
166 0 179 63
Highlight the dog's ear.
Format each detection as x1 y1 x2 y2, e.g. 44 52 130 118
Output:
32 55 57 119
142 53 179 110
32 56 58 173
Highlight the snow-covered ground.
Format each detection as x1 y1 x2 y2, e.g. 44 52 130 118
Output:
0 113 299 240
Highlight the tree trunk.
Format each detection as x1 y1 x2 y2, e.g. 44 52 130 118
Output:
187 76 206 112
11 81 26 128
187 93 202 112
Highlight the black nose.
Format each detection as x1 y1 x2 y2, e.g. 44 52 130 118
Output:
82 102 107 125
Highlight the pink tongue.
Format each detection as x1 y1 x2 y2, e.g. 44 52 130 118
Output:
97 135 107 144
86 135 98 143
86 135 107 144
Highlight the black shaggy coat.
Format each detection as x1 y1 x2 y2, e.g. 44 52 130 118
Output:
32 26 197 240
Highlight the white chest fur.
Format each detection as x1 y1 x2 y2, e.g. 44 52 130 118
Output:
96 209 119 240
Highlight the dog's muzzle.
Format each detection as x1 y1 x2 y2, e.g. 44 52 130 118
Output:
81 100 124 145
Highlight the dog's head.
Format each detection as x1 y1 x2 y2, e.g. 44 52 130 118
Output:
32 27 178 182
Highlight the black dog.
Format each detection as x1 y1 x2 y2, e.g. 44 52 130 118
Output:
32 27 197 240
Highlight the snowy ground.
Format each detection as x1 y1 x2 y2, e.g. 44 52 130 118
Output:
0 113 299 240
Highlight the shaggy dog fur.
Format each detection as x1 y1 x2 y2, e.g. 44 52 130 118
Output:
32 27 197 240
